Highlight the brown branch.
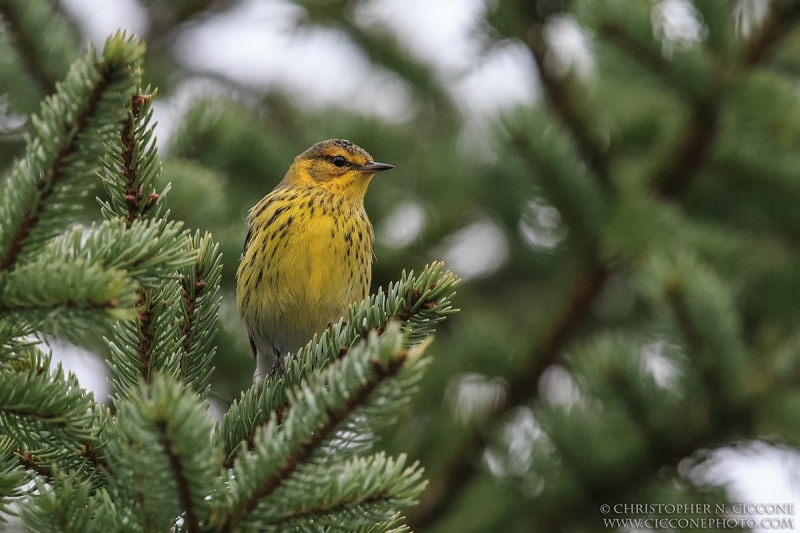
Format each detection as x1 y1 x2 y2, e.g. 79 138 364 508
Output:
157 420 199 533
412 4 800 528
14 441 112 479
119 93 161 385
513 264 611 404
120 94 158 224
0 298 119 314
598 21 722 200
744 1 800 67
664 283 704 352
0 63 113 273
121 95 141 224
527 25 611 190
654 105 719 198
602 2 800 200
15 448 52 479
280 490 392 523
135 475 154 533
409 263 611 530
81 441 113 476
222 353 408 529
136 292 155 383
179 274 206 371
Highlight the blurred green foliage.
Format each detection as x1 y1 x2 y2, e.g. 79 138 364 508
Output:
4 0 800 531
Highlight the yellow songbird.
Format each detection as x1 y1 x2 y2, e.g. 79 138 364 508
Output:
236 139 394 384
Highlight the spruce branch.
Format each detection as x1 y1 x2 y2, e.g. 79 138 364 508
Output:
525 22 611 190
220 263 458 464
0 0 79 97
596 0 800 199
528 416 715 533
505 111 607 249
178 231 222 397
112 374 221 532
122 94 153 223
0 353 98 443
216 325 430 531
413 7 800 527
44 218 193 288
247 452 426 529
0 350 113 486
99 87 207 398
20 475 119 533
644 253 750 408
107 279 184 395
0 220 174 342
572 334 683 447
100 90 169 224
0 32 144 273
409 263 610 530
653 104 719 198
0 258 131 316
159 416 200 533
0 322 37 364
104 232 216 396
653 2 800 198
744 0 800 66
599 21 713 101
515 326 757 532
0 438 27 519
15 447 53 480
101 86 170 388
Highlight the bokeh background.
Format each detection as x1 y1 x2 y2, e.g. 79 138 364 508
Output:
3 0 800 531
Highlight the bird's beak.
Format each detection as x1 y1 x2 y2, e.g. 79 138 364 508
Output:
359 161 395 173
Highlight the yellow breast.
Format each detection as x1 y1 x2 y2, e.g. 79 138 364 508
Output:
236 185 373 358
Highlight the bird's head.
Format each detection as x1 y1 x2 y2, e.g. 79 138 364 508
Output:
282 139 394 200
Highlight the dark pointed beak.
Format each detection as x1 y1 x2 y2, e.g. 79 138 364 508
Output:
359 161 394 172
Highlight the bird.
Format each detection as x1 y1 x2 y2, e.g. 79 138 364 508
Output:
236 139 394 385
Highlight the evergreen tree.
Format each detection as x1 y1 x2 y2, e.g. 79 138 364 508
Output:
3 1 800 532
0 28 459 533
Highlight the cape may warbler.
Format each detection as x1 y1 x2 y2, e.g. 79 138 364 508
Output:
236 139 394 383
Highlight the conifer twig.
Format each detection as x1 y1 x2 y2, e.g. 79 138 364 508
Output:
135 294 155 383
220 264 457 466
15 449 52 480
80 442 113 476
246 292 425 439
0 36 142 273
526 25 611 190
410 263 611 529
121 94 155 224
600 21 706 99
744 0 800 66
179 268 207 374
238 354 407 519
156 420 199 533
654 106 719 198
120 94 150 381
413 7 800 529
218 328 426 531
17 439 114 482
0 75 109 273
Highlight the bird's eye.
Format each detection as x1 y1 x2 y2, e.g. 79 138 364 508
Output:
331 156 347 167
